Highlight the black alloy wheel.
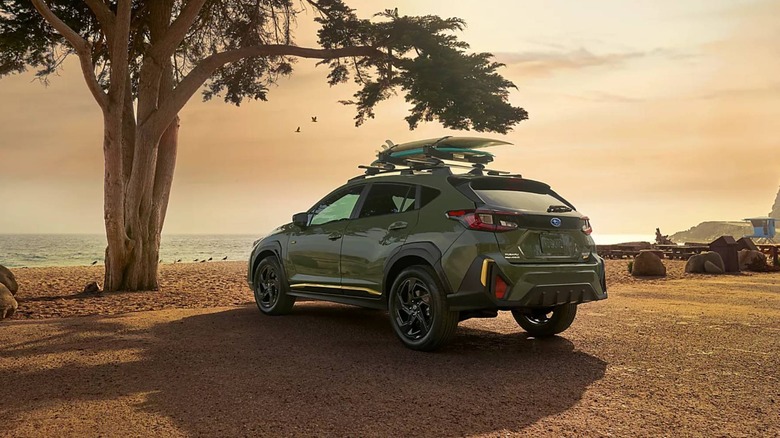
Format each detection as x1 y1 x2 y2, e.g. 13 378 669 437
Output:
389 266 458 351
511 304 577 337
253 257 295 315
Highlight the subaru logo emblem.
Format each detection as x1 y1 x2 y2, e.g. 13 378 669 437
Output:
551 217 562 227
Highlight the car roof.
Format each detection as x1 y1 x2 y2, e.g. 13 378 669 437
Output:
345 169 551 191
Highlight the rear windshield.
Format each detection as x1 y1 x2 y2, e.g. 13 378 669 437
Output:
469 179 574 212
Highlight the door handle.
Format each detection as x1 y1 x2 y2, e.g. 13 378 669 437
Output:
388 221 408 231
328 232 342 240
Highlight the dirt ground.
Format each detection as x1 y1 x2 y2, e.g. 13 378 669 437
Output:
1 261 778 436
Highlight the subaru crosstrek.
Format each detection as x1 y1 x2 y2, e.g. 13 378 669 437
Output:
248 158 607 351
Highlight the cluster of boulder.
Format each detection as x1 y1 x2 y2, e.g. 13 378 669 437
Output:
1 265 18 319
629 245 773 277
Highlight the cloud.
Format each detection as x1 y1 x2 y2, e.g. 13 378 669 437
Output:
560 91 645 103
695 83 780 101
493 48 691 78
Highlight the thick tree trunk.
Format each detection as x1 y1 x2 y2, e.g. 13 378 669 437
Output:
100 0 178 293
103 117 179 292
103 111 130 292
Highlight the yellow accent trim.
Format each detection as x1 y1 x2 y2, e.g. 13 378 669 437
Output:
480 259 494 287
290 283 382 296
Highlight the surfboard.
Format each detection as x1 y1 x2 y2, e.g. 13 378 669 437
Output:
372 136 512 167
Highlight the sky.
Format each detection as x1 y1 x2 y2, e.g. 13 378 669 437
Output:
0 0 778 237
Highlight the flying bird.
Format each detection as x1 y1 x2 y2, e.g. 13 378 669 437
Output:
176 259 182 263
200 260 206 263
311 116 317 122
295 127 301 133
91 261 97 265
222 256 228 261
208 257 213 261
193 258 199 262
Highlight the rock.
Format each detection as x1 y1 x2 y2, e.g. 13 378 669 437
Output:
704 260 724 274
631 251 666 277
685 254 705 273
0 283 17 319
0 264 18 296
739 250 768 272
82 281 102 295
685 251 725 274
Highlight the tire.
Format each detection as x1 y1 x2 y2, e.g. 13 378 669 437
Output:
388 265 459 351
511 304 577 337
253 256 295 315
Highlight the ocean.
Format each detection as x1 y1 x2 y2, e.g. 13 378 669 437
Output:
0 233 655 268
0 234 259 268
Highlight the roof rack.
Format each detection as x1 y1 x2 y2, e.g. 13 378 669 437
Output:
349 159 517 182
349 136 519 181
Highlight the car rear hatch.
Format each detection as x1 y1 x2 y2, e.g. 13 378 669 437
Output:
451 176 595 264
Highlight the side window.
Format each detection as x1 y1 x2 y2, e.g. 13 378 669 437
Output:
359 184 415 218
309 185 364 226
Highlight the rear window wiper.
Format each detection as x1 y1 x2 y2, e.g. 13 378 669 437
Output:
547 205 573 213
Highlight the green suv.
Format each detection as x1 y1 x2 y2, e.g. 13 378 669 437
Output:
248 138 607 351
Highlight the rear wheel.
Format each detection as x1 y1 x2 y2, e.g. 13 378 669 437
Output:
388 266 459 351
253 257 295 315
511 304 577 337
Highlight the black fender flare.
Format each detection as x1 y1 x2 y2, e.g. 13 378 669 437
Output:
249 240 285 286
383 242 451 296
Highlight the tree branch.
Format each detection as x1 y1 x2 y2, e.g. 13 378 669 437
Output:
148 44 382 136
108 0 132 103
149 0 208 61
83 0 115 31
30 0 108 110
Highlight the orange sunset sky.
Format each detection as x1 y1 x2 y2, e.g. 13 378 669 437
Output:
0 0 778 238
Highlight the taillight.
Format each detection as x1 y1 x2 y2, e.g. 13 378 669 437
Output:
581 216 592 235
446 209 519 232
494 276 508 299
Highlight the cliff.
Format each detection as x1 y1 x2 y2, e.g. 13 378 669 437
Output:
669 221 753 244
770 186 780 219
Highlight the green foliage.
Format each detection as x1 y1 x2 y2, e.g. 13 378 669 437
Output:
0 0 527 132
627 261 634 274
317 4 527 132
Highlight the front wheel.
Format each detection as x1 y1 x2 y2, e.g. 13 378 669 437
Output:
253 257 295 315
511 304 577 337
388 266 459 351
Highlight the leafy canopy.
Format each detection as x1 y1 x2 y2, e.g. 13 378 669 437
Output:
0 0 527 133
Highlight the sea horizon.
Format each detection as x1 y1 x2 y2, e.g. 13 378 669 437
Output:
0 232 656 268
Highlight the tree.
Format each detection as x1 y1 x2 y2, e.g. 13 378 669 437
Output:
0 1 528 292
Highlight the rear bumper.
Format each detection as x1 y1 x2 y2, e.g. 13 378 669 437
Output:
446 255 607 311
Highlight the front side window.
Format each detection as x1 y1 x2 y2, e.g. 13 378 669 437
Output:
359 184 415 218
309 185 364 225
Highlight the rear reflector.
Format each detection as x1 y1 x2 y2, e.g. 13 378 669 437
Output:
494 276 508 299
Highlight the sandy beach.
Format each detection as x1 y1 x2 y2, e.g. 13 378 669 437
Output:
1 261 778 436
7 260 685 320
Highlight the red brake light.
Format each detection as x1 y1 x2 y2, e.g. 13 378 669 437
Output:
581 216 593 235
446 209 520 232
494 276 508 299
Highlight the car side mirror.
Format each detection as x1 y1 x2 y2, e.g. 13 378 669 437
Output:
292 212 309 228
